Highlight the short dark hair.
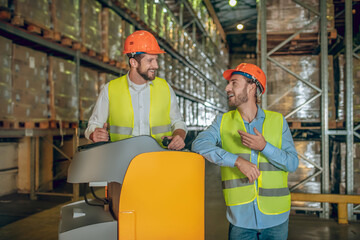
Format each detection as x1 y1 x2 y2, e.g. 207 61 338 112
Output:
127 53 145 66
243 76 261 103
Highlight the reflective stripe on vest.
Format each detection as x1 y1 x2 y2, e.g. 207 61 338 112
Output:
220 109 290 214
108 75 172 146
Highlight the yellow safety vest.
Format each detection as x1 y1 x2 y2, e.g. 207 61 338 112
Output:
220 109 290 215
108 75 172 147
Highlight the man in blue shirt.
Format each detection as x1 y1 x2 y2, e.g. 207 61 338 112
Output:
192 63 298 240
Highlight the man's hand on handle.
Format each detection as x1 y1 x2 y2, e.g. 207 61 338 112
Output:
90 123 109 143
162 135 185 150
162 129 186 150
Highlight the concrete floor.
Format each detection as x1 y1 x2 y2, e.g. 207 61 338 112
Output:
1 193 360 240
1 162 359 240
1 199 360 240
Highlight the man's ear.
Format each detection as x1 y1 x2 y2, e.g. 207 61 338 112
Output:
248 82 257 92
130 58 138 68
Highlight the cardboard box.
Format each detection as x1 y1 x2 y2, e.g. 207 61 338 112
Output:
81 0 102 53
101 8 123 62
12 45 48 120
80 66 98 120
267 55 335 121
52 0 80 41
12 44 47 92
13 0 51 29
265 0 334 34
48 56 78 121
0 36 12 120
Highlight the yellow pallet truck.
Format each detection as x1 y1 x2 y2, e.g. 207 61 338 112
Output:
59 136 205 240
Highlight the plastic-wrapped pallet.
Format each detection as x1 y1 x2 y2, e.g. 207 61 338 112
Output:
156 4 165 39
176 96 184 120
0 0 8 7
289 141 321 208
79 66 98 121
264 0 334 34
101 8 124 63
185 99 196 127
81 0 101 53
0 143 18 197
332 55 359 122
139 0 150 25
98 72 120 92
12 44 48 120
354 58 360 121
267 55 335 121
0 36 12 119
52 0 80 41
148 0 157 34
157 53 166 79
48 56 79 122
122 0 137 15
340 143 360 195
124 21 135 42
198 103 206 127
13 0 51 29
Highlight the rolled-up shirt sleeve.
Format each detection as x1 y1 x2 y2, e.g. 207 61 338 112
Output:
84 83 109 140
168 83 188 134
261 117 299 172
192 114 238 167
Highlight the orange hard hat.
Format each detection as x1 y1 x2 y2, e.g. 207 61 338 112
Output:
223 63 266 94
123 30 165 55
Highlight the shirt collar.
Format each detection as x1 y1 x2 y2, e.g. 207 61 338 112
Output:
240 105 265 123
126 71 154 90
255 105 265 120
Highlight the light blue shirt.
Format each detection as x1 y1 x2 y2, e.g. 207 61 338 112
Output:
192 107 299 229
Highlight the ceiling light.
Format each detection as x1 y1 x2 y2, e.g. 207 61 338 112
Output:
237 24 244 30
229 0 237 7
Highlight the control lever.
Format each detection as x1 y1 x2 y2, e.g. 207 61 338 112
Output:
162 137 171 147
162 137 188 151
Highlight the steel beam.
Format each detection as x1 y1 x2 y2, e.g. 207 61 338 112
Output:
320 0 330 219
260 0 267 108
345 0 355 221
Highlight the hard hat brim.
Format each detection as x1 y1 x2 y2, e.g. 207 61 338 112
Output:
122 49 166 55
223 69 237 81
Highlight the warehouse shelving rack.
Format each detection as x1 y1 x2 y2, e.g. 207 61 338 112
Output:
162 0 228 77
0 0 229 201
259 0 358 221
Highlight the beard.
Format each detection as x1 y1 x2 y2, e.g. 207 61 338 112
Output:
228 85 249 108
136 65 156 81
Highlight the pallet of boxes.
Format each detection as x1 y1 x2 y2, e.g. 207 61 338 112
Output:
261 0 336 208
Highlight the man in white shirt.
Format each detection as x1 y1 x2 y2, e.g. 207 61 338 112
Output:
85 30 187 150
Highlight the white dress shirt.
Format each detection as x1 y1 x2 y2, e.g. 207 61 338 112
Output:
85 74 187 140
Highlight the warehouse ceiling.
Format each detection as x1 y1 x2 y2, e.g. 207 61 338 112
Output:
209 0 258 55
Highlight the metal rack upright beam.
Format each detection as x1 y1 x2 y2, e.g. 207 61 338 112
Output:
258 0 341 219
345 0 355 220
320 0 330 219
